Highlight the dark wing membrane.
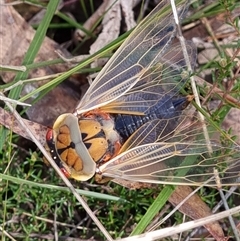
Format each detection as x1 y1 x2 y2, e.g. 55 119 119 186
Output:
75 0 190 114
99 116 240 186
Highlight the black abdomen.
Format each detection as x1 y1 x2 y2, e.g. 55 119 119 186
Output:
114 95 189 141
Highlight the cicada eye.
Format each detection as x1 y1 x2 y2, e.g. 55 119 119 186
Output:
60 167 71 178
46 128 53 142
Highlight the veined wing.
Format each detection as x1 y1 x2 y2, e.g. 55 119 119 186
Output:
119 113 192 152
100 42 196 115
98 117 240 186
75 0 190 114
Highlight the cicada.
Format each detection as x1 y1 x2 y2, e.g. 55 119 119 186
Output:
46 0 240 187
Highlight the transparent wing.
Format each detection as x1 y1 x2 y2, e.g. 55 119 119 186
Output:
75 0 191 114
119 113 188 152
100 42 196 115
98 117 240 186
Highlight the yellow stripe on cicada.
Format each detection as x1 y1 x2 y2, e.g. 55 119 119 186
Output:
78 119 109 162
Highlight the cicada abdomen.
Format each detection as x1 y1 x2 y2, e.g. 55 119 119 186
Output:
114 94 191 141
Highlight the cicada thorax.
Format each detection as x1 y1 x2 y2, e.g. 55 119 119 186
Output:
46 110 122 181
78 110 122 163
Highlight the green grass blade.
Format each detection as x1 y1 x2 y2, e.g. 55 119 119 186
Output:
8 0 60 100
0 173 123 201
131 186 175 235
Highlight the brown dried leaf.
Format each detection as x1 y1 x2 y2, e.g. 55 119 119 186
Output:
169 186 226 241
90 0 122 54
120 0 137 30
0 107 47 145
0 1 81 126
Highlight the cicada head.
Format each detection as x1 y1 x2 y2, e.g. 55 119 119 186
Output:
46 113 96 181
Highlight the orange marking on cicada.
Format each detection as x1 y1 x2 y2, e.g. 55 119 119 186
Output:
112 140 122 157
45 127 73 178
56 125 71 148
81 109 111 120
60 167 71 178
102 140 122 162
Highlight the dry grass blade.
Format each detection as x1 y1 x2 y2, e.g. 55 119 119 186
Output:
118 205 240 241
